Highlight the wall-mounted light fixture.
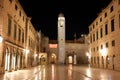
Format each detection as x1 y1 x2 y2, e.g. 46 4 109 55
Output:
0 35 3 43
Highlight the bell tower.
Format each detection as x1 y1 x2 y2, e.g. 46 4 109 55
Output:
57 13 65 64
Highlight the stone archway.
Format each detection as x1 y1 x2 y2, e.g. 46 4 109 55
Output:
11 50 16 70
66 54 74 64
106 56 108 68
112 55 115 70
5 48 10 71
50 53 56 64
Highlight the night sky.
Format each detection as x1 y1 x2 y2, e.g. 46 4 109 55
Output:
19 0 112 40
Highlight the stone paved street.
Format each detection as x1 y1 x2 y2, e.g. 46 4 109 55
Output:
0 64 120 80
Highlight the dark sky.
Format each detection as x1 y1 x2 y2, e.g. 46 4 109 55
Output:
19 0 112 40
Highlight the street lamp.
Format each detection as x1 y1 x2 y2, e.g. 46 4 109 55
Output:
0 35 3 43
86 52 91 63
24 49 29 54
100 48 107 56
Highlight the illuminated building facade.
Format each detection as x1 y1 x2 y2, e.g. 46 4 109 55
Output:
57 13 65 64
49 36 89 65
89 0 120 70
0 0 42 73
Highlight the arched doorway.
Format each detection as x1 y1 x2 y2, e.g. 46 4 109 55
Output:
97 56 99 67
50 53 56 64
112 55 115 70
102 56 104 68
11 50 16 70
40 55 47 65
66 54 74 64
15 51 20 70
106 56 110 69
5 48 10 71
68 56 73 64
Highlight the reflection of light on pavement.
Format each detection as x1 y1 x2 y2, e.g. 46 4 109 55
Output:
41 65 46 80
34 68 37 74
39 71 42 80
84 68 92 80
4 73 10 80
38 65 46 80
34 66 42 80
35 74 39 80
68 64 72 80
84 78 91 80
4 71 21 80
52 64 54 80
86 68 91 77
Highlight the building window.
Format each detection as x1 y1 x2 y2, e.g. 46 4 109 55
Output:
100 27 103 38
14 24 17 39
100 17 102 22
90 35 92 43
15 4 18 10
19 11 21 17
96 21 98 26
102 56 104 64
111 19 114 32
112 40 115 46
91 57 93 64
105 24 108 35
96 30 98 40
105 12 107 18
18 28 21 42
60 25 63 27
106 42 109 48
97 46 99 51
22 31 24 43
107 56 110 64
8 17 12 36
94 47 95 52
110 6 113 12
97 57 99 64
101 45 103 49
94 57 96 64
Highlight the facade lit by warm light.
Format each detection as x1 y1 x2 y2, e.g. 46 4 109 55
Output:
0 0 42 73
89 0 120 71
49 44 57 48
58 13 65 64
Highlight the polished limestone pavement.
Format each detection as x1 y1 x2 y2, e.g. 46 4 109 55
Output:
0 64 120 80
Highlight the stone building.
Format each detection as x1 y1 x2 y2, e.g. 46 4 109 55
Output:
0 0 41 73
48 35 89 65
89 0 120 71
25 17 40 67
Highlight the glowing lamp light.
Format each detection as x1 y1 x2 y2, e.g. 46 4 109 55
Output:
86 52 89 56
23 49 29 54
0 35 3 43
100 48 107 56
26 50 29 54
34 54 37 57
86 52 91 59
